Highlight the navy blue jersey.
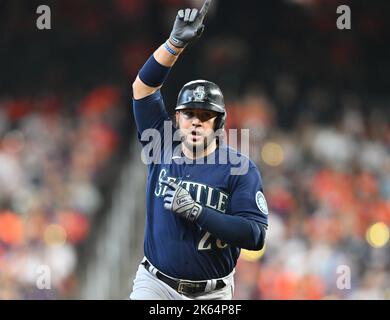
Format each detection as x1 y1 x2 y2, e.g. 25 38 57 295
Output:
133 90 268 280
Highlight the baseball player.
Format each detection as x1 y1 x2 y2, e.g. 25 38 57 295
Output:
130 0 268 300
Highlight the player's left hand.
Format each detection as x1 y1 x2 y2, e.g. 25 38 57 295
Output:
169 0 213 48
161 180 203 222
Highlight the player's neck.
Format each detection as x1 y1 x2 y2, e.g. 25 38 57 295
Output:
182 139 217 160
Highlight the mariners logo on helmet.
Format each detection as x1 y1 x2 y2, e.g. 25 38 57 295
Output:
193 86 206 102
176 80 227 130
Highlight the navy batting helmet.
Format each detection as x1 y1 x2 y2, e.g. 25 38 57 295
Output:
176 80 226 130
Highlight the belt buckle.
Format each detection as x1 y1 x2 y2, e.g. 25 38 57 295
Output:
177 281 201 295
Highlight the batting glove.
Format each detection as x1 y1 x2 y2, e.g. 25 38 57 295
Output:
161 180 203 222
169 0 212 48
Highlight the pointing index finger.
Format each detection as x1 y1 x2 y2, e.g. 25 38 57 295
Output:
199 0 212 19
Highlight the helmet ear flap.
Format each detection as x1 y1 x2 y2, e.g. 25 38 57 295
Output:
214 113 226 146
214 113 226 131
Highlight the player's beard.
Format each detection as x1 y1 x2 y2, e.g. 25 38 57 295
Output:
181 129 216 157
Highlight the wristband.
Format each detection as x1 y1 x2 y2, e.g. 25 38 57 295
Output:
164 41 178 56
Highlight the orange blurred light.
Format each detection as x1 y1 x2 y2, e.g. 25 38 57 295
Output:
44 224 67 246
0 211 24 245
261 142 284 167
366 222 389 248
241 245 266 262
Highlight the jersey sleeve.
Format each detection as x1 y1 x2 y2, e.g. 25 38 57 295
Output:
228 164 269 227
132 90 170 146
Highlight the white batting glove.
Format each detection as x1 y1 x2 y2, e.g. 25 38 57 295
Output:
161 180 203 222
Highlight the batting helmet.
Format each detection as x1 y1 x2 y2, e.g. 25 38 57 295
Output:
175 80 226 130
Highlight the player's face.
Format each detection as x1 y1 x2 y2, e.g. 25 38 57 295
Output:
176 109 218 152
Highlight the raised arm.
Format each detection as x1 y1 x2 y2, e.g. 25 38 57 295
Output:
132 0 213 100
132 43 183 100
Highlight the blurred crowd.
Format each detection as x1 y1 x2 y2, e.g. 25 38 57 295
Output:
0 87 126 299
228 87 390 299
0 0 389 299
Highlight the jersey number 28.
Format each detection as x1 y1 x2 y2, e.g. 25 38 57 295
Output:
198 231 227 250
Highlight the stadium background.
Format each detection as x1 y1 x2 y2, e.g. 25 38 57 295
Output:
0 0 389 299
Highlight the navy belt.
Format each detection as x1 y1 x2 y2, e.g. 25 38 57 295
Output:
141 260 226 295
